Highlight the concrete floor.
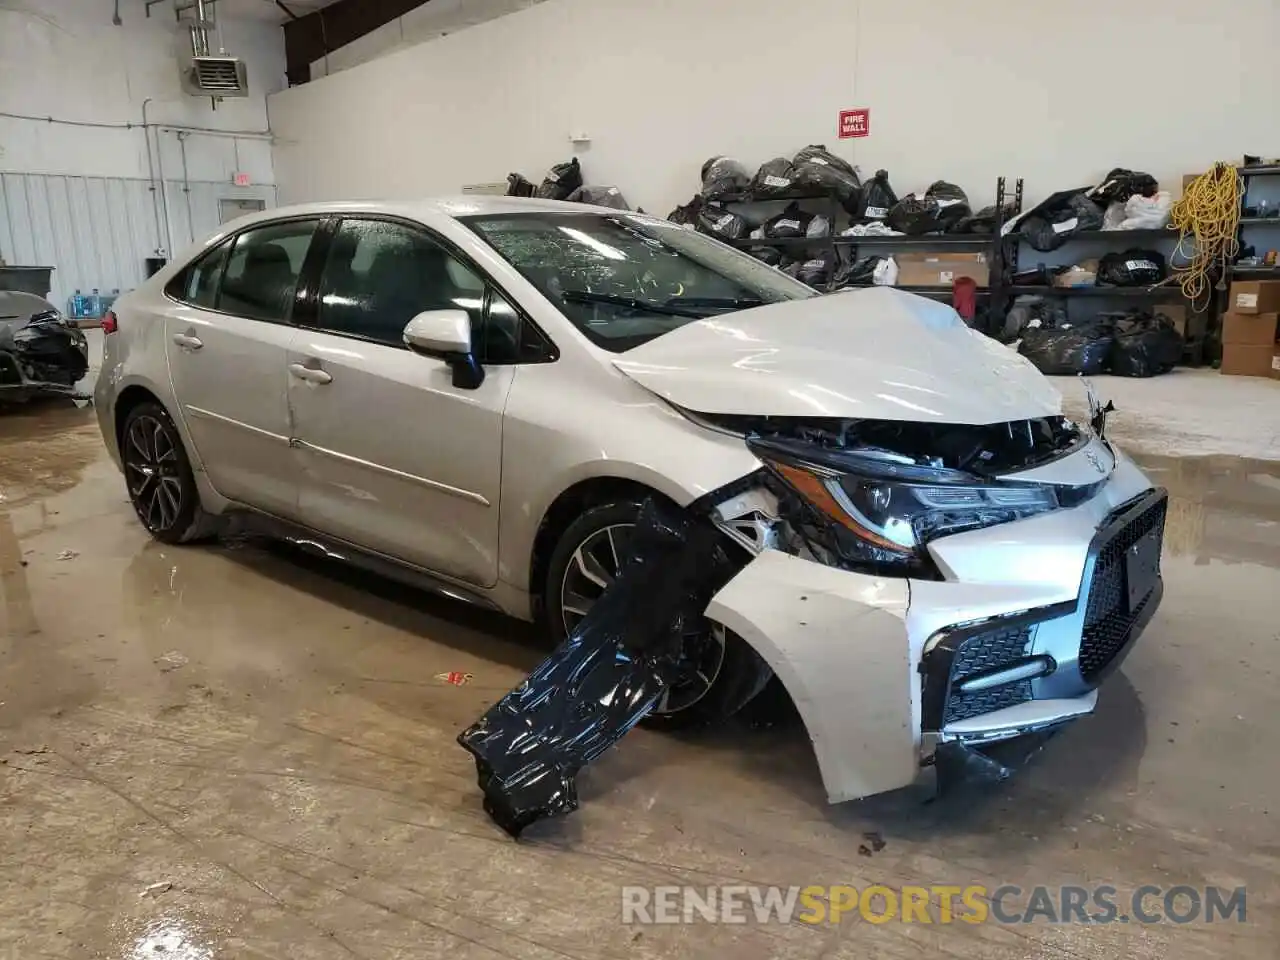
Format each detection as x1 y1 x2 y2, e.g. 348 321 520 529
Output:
2 363 1279 957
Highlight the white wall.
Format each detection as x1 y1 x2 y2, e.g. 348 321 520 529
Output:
270 0 1280 216
0 0 284 183
0 0 286 303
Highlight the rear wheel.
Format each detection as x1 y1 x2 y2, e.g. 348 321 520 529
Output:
544 500 770 730
120 402 212 544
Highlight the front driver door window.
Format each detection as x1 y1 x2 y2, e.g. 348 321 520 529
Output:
287 217 518 585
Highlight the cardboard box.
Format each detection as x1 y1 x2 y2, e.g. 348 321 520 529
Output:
1221 311 1278 345
1220 343 1277 378
894 251 989 287
1229 280 1280 314
1182 172 1205 194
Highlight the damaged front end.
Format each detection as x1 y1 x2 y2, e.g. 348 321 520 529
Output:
459 405 1163 832
0 301 90 404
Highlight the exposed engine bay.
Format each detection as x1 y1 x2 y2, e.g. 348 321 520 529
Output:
458 412 1107 835
0 293 90 403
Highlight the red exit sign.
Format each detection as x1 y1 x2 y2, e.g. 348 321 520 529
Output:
839 108 870 139
232 171 252 186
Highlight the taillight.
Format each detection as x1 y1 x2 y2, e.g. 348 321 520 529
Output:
101 311 118 335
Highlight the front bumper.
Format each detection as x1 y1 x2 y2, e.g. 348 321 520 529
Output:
705 453 1167 803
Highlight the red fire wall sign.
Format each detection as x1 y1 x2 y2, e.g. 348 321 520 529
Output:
839 108 870 139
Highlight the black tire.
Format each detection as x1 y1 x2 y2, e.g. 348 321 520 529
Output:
544 499 771 730
120 401 213 545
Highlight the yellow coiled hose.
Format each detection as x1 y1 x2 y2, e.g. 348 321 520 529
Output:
1169 163 1243 308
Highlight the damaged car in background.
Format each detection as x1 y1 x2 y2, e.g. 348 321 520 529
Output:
90 199 1164 836
0 290 90 403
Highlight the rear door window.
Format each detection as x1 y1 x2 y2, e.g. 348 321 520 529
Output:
216 220 319 323
165 239 231 309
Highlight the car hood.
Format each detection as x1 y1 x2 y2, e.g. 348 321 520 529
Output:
611 287 1061 425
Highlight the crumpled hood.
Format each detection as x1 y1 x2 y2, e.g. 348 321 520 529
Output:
612 287 1062 425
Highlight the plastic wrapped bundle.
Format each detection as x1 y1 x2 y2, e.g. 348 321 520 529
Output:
751 157 799 199
565 185 630 209
1096 249 1165 286
696 207 748 241
886 181 971 235
1021 194 1104 251
860 170 898 223
667 196 703 228
1108 313 1182 376
700 157 750 201
1088 168 1159 205
1017 322 1114 376
506 173 535 197
535 157 584 200
791 144 861 212
763 204 814 239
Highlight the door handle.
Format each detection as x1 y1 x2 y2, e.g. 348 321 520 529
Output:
172 332 203 350
289 362 333 385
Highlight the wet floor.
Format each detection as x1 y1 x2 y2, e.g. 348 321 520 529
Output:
1 399 1278 959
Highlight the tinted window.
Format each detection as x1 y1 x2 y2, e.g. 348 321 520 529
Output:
166 239 231 308
216 220 317 323
462 212 816 352
316 219 488 348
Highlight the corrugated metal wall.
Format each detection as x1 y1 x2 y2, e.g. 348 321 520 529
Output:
0 172 277 312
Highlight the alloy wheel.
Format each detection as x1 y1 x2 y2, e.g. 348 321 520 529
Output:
123 415 185 533
558 522 727 715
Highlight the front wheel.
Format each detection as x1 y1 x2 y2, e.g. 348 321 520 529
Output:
543 500 770 730
120 402 212 544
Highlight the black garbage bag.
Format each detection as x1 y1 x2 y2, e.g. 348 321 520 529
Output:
1088 168 1159 205
751 157 799 199
457 498 741 837
565 185 630 209
535 157 583 200
1096 249 1165 286
1017 321 1114 376
667 195 703 228
887 181 971 235
791 144 862 212
1108 312 1183 377
763 204 814 239
506 173 535 197
696 207 748 240
795 250 837 288
832 255 885 288
952 202 1009 235
1021 194 1105 251
927 181 972 232
860 169 898 223
748 246 784 267
700 157 750 201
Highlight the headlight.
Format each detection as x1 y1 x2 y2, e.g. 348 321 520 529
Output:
751 436 1065 575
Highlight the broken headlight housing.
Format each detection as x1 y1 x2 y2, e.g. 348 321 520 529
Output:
749 435 1068 576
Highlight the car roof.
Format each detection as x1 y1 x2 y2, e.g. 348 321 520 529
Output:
244 196 620 225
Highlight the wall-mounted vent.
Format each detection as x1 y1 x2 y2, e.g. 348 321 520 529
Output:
183 56 249 97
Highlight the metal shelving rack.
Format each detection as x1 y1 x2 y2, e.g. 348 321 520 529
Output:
1229 163 1280 283
711 178 1022 307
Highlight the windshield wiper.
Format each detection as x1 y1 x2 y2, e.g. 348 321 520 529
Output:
561 290 708 319
664 295 764 309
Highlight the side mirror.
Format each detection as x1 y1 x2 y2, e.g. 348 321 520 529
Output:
403 310 484 389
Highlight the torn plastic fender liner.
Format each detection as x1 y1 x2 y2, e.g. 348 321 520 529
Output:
457 498 741 837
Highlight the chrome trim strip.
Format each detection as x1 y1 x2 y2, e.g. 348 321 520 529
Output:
293 439 491 507
185 404 289 444
957 655 1056 693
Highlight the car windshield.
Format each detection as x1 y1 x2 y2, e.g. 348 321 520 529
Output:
461 211 817 352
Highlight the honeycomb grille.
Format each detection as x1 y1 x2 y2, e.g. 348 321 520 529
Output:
1079 498 1167 681
944 625 1032 724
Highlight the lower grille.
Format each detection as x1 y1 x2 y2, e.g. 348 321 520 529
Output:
1079 497 1167 681
943 625 1032 723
